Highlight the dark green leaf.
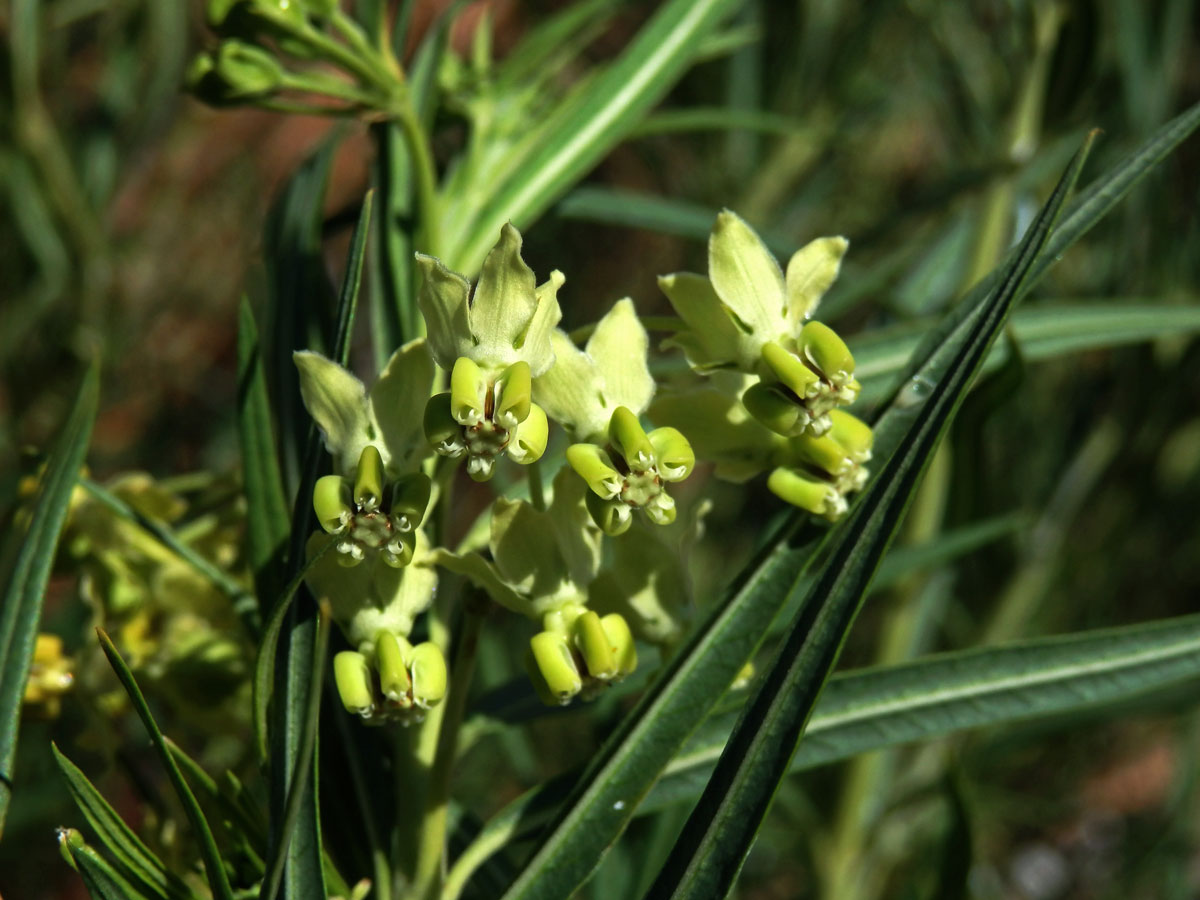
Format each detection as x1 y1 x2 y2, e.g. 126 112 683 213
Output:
0 364 97 836
644 134 1096 900
52 745 194 900
97 630 235 900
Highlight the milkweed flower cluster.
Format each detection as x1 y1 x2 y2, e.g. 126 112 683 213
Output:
294 213 873 718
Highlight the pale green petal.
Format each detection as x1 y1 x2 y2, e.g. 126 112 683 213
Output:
369 338 436 473
545 466 602 589
490 497 573 603
294 350 373 477
518 271 565 377
534 329 610 441
785 236 849 328
415 254 473 369
658 272 742 368
428 547 533 617
586 298 655 418
470 223 538 368
708 210 786 349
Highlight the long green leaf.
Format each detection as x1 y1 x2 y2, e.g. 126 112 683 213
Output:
646 613 1200 813
52 745 193 900
448 0 744 272
63 831 150 900
238 298 291 619
853 302 1200 398
0 363 97 836
644 135 1096 900
97 630 235 900
265 188 369 900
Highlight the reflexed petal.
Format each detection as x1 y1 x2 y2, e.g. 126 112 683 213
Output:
294 350 373 476
471 223 538 367
708 210 786 346
658 271 742 368
586 299 655 418
370 338 436 471
785 236 849 328
415 254 473 369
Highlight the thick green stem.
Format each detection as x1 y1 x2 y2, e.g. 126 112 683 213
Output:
412 606 482 900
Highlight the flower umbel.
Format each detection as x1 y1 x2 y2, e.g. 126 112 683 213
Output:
767 409 874 521
333 630 447 725
312 445 431 567
566 406 695 535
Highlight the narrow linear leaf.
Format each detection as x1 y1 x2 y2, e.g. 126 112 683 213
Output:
646 135 1096 900
64 833 149 900
629 107 807 137
238 298 291 618
450 0 744 272
52 745 193 900
264 184 367 900
0 363 97 836
97 630 235 900
649 612 1200 813
260 604 332 900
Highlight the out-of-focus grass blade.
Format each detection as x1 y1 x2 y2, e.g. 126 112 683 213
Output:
645 612 1200 814
892 98 1200 398
556 187 793 256
52 745 194 900
0 363 97 836
873 514 1022 589
97 630 235 900
238 298 291 618
853 303 1200 393
643 136 1095 900
629 107 807 137
62 830 149 900
448 0 744 273
492 0 618 93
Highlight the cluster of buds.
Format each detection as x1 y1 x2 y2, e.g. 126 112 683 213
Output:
191 0 399 115
526 606 637 706
424 358 549 481
312 446 431 568
567 407 694 535
22 634 74 719
333 631 447 725
768 410 874 521
742 324 860 438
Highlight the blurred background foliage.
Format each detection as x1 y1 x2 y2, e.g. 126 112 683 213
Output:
1 0 1198 897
